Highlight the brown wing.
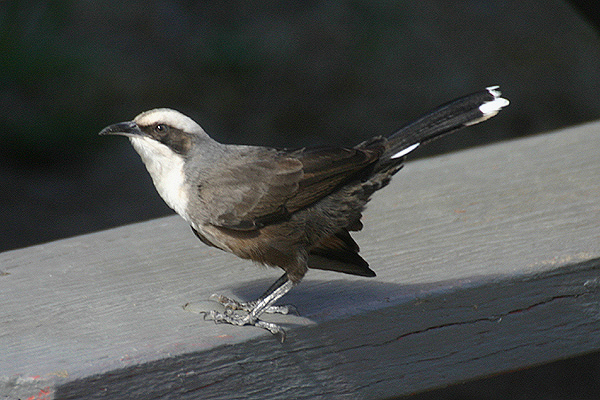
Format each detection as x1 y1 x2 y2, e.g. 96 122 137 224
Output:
199 154 303 230
285 146 381 213
202 146 381 230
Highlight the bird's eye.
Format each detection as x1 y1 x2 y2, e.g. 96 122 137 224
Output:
155 124 167 133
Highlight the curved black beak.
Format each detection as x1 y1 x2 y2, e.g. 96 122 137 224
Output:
99 121 142 137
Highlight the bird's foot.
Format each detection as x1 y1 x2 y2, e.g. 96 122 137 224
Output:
203 309 286 342
209 293 296 315
198 277 296 342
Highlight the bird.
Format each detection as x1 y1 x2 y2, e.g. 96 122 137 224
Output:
100 86 509 339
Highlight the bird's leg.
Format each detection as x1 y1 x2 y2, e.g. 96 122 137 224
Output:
206 273 296 339
247 274 295 320
210 273 296 315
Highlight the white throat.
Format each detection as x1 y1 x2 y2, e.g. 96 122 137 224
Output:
130 136 190 220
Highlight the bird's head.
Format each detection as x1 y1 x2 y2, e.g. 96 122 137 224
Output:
99 109 217 218
99 108 210 157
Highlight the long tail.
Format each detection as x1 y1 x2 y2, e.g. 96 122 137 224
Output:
383 86 509 160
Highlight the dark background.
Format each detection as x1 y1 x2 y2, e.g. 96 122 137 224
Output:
2 1 600 398
3 0 600 252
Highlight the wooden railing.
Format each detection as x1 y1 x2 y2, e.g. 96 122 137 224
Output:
2 121 599 399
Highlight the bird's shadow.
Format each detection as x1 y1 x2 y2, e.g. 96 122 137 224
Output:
220 275 484 324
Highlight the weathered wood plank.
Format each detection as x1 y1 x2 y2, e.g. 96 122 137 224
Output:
54 259 600 400
1 121 600 399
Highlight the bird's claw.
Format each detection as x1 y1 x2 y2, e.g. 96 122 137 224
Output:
202 309 286 342
209 293 296 315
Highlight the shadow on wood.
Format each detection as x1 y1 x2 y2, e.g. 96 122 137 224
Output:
54 259 600 399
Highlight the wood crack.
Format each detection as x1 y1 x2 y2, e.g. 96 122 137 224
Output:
393 292 586 342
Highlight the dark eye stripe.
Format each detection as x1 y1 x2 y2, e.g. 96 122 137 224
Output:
140 124 191 155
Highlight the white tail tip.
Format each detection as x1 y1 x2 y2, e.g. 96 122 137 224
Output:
465 86 510 126
481 86 510 116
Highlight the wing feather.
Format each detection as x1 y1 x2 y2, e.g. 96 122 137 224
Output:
200 146 381 230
